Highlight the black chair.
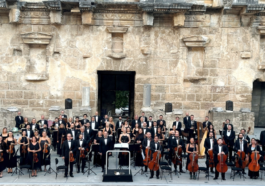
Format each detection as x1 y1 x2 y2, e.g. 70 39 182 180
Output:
197 167 209 180
231 167 245 181
159 159 173 180
55 158 67 179
260 163 265 180
18 162 31 178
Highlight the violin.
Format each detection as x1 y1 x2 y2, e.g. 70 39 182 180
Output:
236 150 248 169
9 143 14 160
208 149 214 168
43 143 49 154
69 148 75 163
172 140 182 165
33 147 39 163
216 145 228 173
0 145 4 162
60 135 65 149
80 149 86 159
148 150 161 171
143 147 151 166
21 143 27 158
248 146 260 172
187 144 199 173
85 140 92 152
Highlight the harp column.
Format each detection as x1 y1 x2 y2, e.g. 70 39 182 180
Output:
141 84 152 112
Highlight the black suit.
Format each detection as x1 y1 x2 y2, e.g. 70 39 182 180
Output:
183 116 191 133
202 121 212 129
61 114 67 119
224 130 235 162
67 129 78 141
138 116 147 123
150 127 158 138
169 137 184 171
30 123 40 131
223 123 234 131
172 121 182 135
37 119 48 125
58 119 66 126
260 130 265 150
93 115 101 123
15 116 24 128
142 127 151 135
157 119 166 127
85 128 94 142
40 128 51 137
234 139 248 154
204 138 217 171
76 131 89 141
23 129 34 138
62 140 76 176
81 119 90 125
150 141 161 178
99 137 112 170
213 144 228 179
188 121 197 140
131 120 138 129
146 121 153 128
142 138 153 171
74 139 87 172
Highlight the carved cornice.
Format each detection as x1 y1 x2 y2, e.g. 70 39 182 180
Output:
0 0 7 9
182 35 210 47
43 0 61 10
107 26 128 33
21 32 53 44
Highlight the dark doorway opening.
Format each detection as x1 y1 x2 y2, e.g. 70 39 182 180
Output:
251 80 265 127
97 71 135 119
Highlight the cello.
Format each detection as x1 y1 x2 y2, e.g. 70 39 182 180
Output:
143 147 151 166
187 143 199 173
208 149 214 168
235 150 249 169
248 146 260 172
216 145 228 173
148 149 162 171
172 139 182 165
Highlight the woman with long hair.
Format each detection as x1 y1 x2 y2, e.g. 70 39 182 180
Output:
5 131 17 173
27 136 41 177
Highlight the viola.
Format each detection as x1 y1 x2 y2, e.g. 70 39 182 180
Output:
172 145 182 165
216 146 228 173
43 143 49 154
86 141 92 152
208 149 214 168
148 150 162 171
21 144 27 154
80 149 86 159
187 148 199 173
33 150 39 163
248 148 260 172
9 143 14 160
69 148 75 163
143 148 151 166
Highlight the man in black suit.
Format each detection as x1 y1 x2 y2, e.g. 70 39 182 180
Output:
62 133 76 177
30 118 39 131
183 112 191 133
167 131 176 152
77 127 89 141
151 121 158 138
93 111 101 126
157 115 166 127
15 112 24 129
172 117 182 135
23 124 34 138
116 116 123 130
234 133 248 174
90 116 99 133
61 110 67 119
188 115 197 141
139 117 145 128
131 115 138 129
142 132 152 172
169 131 185 173
240 129 250 145
260 129 265 151
142 122 151 136
202 116 212 129
223 124 235 162
102 115 109 128
204 132 217 173
40 124 51 137
74 133 87 173
138 112 148 123
150 136 161 179
37 115 48 129
58 115 66 126
99 131 112 172
147 116 153 128
85 123 94 142
223 119 234 131
67 123 78 141
213 138 228 180
81 114 90 125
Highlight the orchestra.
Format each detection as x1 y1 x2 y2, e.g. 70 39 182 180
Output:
0 111 264 182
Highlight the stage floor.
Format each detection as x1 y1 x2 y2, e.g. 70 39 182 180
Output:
1 128 264 185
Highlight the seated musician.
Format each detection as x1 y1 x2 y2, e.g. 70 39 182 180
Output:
186 137 198 179
240 129 250 145
62 133 76 178
170 131 184 173
172 117 182 136
248 138 262 179
40 124 51 138
149 136 161 179
213 138 228 180
223 124 235 162
118 127 131 167
204 131 217 173
74 133 87 173
99 131 112 172
234 133 248 174
142 132 153 172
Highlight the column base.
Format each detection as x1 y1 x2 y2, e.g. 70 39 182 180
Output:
141 107 152 112
80 106 91 111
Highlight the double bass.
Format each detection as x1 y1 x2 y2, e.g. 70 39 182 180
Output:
187 144 199 173
172 140 182 165
248 146 260 172
216 145 228 173
148 147 162 171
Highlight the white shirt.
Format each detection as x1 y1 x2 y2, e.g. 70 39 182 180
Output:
143 128 146 134
218 145 222 153
68 141 71 149
119 121 122 128
176 121 179 125
149 121 152 127
32 125 35 131
210 139 213 149
87 129 90 134
186 117 188 120
62 115 64 118
141 123 144 128
95 116 98 122
41 120 44 124
27 130 30 138
81 133 84 140
147 139 150 147
59 120 62 124
55 123 58 128
240 140 244 151
154 127 157 134
104 138 107 145
79 140 83 147
92 122 95 129
71 130 75 139
19 116 21 120
135 120 138 123
227 131 231 136
155 143 157 150
176 139 179 145
84 119 87 123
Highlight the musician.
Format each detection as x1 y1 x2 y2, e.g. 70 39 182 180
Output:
0 136 6 178
18 130 29 165
213 138 228 180
30 118 39 131
5 131 17 173
67 123 77 141
240 129 250 145
170 131 185 173
20 117 29 130
156 128 165 143
150 136 161 179
132 123 140 139
61 110 67 119
109 117 115 130
90 116 99 131
58 115 66 126
66 117 73 129
15 112 24 129
27 136 41 177
223 124 235 162
131 115 138 129
223 119 234 131
84 123 94 161
77 127 89 142
93 111 101 125
188 115 197 141
183 112 191 133
234 133 248 174
74 133 87 173
248 138 262 179
142 132 152 172
186 137 198 179
139 112 148 123
1 127 8 141
99 131 112 172
204 132 217 173
34 130 40 142
93 131 103 166
74 121 81 131
40 124 51 138
135 128 144 166
167 130 176 148
37 115 48 129
147 116 153 128
81 114 89 125
151 121 158 138
116 116 123 130
158 120 166 134
102 115 109 128
142 122 151 136
23 124 34 139
57 124 66 156
126 127 133 140
207 124 216 139
172 117 182 135
39 131 51 171
118 127 131 166
157 115 166 127
62 133 76 178
124 120 131 130
139 117 145 128
51 117 59 151
203 116 212 129
260 129 265 151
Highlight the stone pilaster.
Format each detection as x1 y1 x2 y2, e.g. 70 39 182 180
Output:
141 84 152 112
142 12 153 26
80 87 91 111
82 11 93 25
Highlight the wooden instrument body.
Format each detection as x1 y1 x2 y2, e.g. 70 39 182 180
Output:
21 144 27 154
9 144 14 154
33 152 39 163
70 151 75 162
0 152 3 162
86 141 92 152
248 151 260 172
143 148 151 166
235 151 249 169
208 149 214 167
187 153 199 173
216 154 228 173
172 146 182 165
148 151 162 171
43 143 49 154
80 149 86 158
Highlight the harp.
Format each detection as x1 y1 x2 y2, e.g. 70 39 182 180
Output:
196 122 206 158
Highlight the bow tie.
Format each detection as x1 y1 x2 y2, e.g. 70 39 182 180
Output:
68 141 71 142
80 140 83 142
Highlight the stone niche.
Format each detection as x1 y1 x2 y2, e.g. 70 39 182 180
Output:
20 32 53 81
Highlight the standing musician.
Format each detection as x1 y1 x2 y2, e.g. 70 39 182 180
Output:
27 136 41 177
116 117 123 141
101 115 109 129
234 133 248 174
93 111 101 127
31 118 39 131
131 115 138 129
67 123 77 141
1 127 8 141
156 128 165 143
74 133 87 173
118 127 131 167
37 115 48 130
20 117 30 130
109 117 115 130
84 123 94 161
66 117 73 129
103 122 113 137
142 132 152 172
172 117 182 136
188 115 197 141
15 112 24 129
57 123 66 156
139 112 148 123
139 117 145 128
186 137 198 179
135 128 144 166
5 131 17 173
58 115 66 126
240 129 250 145
207 124 217 139
94 131 103 166
40 124 51 138
142 122 151 136
51 117 59 151
260 129 265 151
77 126 89 141
223 124 235 162
157 115 166 127
90 116 99 131
34 130 40 142
149 136 161 179
223 119 234 131
213 138 228 180
18 130 29 165
147 116 154 129
248 138 262 179
132 123 140 139
99 131 112 172
62 133 76 178
169 131 185 173
39 131 51 171
81 114 89 125
183 112 191 133
151 121 158 138
23 124 34 139
204 132 217 173
61 110 67 119
0 136 6 178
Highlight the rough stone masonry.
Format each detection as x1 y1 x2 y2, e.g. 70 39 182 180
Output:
0 0 263 132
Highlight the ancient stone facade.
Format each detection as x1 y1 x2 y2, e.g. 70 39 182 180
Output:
0 0 264 131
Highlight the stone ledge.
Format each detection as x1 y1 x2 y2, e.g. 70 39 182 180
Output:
240 51 251 59
25 73 49 81
21 32 53 45
258 64 265 70
107 53 126 59
182 35 210 48
184 76 207 82
107 27 128 33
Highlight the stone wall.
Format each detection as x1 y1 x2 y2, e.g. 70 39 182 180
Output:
0 0 264 130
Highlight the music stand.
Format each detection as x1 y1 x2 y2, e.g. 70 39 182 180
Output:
91 144 101 168
44 150 56 176
133 144 148 177
11 149 23 176
84 149 97 177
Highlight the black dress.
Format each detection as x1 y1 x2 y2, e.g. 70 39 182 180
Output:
52 123 59 150
186 143 197 170
0 142 6 172
119 135 129 166
1 135 8 142
5 140 16 168
135 134 144 166
40 139 50 166
27 143 41 170
94 136 103 166
19 137 29 165
248 145 261 178
57 128 66 155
